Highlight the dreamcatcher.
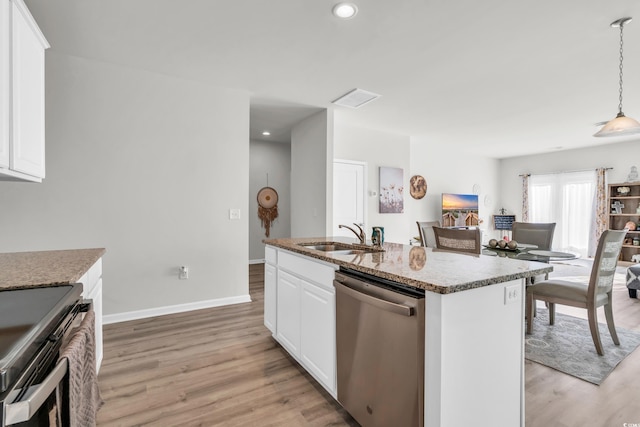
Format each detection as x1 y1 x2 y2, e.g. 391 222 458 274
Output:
257 186 279 237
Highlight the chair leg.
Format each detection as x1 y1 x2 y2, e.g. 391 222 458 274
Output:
588 307 604 356
548 302 555 325
604 293 620 346
526 292 534 334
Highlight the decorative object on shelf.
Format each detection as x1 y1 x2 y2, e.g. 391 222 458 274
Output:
379 167 404 213
594 17 640 137
617 186 631 195
632 254 640 263
493 214 515 231
612 200 625 214
634 237 640 246
257 186 279 237
409 175 427 199
608 182 640 262
627 166 639 182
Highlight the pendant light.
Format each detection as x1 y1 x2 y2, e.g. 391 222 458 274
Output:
594 17 640 137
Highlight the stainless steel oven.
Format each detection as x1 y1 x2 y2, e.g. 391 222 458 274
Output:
335 268 425 427
0 284 89 426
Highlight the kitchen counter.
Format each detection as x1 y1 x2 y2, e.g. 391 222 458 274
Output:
264 237 552 294
0 248 106 289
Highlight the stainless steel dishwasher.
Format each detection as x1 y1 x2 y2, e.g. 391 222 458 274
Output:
334 268 425 427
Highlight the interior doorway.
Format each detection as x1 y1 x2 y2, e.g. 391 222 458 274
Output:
333 160 367 237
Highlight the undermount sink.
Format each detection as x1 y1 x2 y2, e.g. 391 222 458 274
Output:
299 242 383 254
301 243 353 252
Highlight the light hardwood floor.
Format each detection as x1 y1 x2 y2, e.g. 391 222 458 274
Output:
98 263 640 426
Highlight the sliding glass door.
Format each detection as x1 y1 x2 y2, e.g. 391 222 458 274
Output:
528 171 595 257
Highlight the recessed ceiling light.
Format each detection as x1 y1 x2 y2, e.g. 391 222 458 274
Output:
332 3 358 19
262 131 271 136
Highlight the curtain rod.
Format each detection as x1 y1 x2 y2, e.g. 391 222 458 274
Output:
519 167 613 177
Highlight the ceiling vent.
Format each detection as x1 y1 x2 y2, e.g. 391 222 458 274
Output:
332 88 381 109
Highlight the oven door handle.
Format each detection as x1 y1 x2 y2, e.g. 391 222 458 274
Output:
4 359 68 426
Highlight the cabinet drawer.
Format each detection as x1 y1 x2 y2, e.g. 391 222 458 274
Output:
79 258 102 295
265 245 277 264
278 250 336 290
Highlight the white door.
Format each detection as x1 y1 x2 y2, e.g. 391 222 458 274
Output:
333 160 366 237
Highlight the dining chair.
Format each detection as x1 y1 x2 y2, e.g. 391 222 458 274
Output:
512 222 556 250
513 222 556 283
432 226 481 254
525 229 627 356
416 220 441 248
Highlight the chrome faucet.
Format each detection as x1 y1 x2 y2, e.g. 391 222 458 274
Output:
339 223 366 245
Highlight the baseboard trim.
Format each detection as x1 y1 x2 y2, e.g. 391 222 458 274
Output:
249 259 265 265
103 294 252 325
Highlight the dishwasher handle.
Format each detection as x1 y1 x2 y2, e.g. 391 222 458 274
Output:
334 280 414 317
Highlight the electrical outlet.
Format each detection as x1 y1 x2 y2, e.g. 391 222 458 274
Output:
179 266 189 280
229 209 241 220
504 284 520 305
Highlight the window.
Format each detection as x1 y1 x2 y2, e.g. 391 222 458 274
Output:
528 171 596 257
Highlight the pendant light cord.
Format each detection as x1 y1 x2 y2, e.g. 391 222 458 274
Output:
618 21 625 115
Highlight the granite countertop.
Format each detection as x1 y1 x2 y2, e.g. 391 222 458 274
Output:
264 237 553 294
0 248 106 290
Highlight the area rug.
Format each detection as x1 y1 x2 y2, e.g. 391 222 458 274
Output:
525 308 640 385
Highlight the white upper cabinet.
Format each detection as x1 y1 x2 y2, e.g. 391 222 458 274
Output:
0 0 49 182
0 0 10 169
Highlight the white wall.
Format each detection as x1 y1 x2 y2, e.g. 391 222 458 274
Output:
334 125 501 244
290 110 333 237
0 52 250 316
249 140 291 261
500 139 640 219
334 122 412 244
410 136 501 241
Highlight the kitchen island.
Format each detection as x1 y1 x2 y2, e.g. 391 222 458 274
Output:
264 237 552 427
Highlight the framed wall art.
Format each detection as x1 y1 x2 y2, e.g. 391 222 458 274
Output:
379 167 404 213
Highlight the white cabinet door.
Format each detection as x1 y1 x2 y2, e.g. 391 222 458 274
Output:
11 0 46 178
276 270 301 357
87 278 103 373
264 262 277 334
0 0 9 169
300 279 336 394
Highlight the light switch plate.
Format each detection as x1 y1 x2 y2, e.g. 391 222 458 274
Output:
229 209 241 220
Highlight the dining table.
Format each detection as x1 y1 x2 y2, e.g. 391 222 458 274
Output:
481 243 579 263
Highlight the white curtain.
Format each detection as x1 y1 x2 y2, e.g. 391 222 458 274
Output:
528 170 596 257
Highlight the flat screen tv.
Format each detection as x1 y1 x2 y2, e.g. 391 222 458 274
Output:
441 193 479 227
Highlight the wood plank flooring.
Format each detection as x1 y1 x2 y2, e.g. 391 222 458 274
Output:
97 265 357 426
97 263 640 426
